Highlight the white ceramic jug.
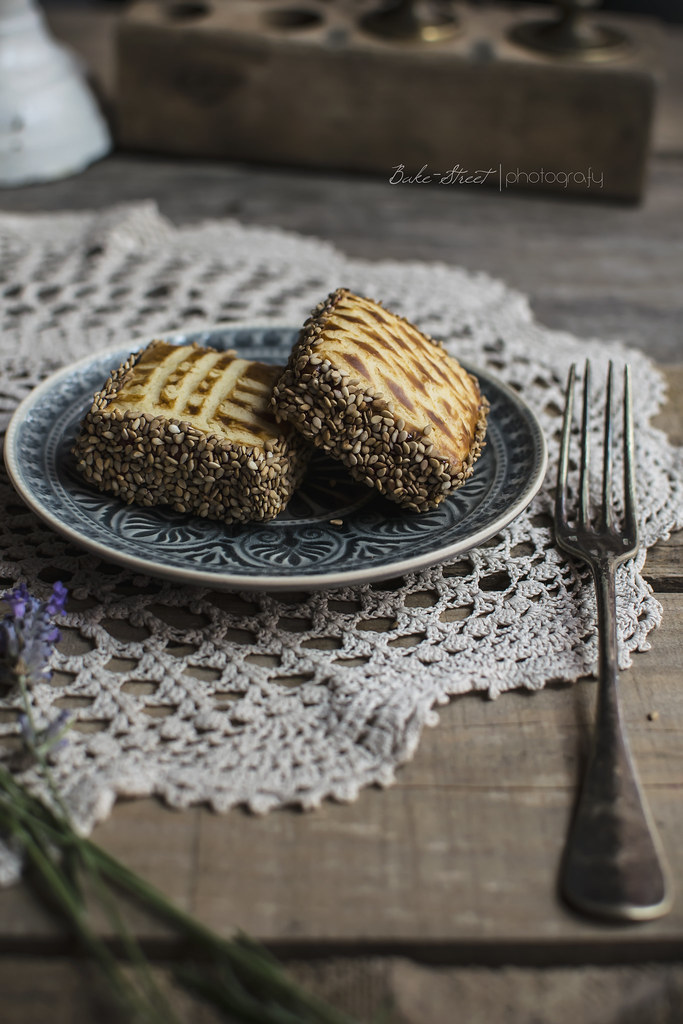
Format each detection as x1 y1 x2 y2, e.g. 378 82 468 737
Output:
0 0 111 186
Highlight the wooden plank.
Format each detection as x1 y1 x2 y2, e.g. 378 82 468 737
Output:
645 365 683 591
44 3 683 157
0 137 681 981
184 598 683 958
0 368 679 957
645 533 683 592
1 596 681 961
116 1 655 199
382 960 683 1024
653 365 683 447
0 957 221 1024
4 955 683 1024
5 155 683 363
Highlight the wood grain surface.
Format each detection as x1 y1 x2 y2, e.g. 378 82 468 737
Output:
7 152 683 366
11 3 683 367
1 253 680 1024
3 12 683 1007
1 601 681 955
0 605 681 1023
2 216 682 1024
116 2 656 199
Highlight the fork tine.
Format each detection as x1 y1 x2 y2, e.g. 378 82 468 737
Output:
556 363 576 528
579 360 591 528
623 364 639 545
601 361 614 529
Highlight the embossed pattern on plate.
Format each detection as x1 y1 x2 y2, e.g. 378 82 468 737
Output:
4 325 547 590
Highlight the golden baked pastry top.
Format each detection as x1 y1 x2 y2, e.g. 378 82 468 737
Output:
111 340 281 448
310 289 483 466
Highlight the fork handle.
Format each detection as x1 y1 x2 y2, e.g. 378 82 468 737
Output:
560 559 672 921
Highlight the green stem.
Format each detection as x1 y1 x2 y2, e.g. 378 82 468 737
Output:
16 676 73 824
17 674 39 736
78 841 355 1023
7 814 157 1023
0 773 356 1024
0 769 180 1024
1 665 360 1024
2 797 184 1024
82 842 183 1024
176 963 313 1024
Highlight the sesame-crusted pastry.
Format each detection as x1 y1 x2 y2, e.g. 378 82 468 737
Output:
72 340 310 524
271 289 488 513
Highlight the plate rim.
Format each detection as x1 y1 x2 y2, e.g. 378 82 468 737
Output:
4 324 548 592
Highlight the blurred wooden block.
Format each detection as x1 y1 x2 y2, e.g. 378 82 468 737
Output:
116 2 656 200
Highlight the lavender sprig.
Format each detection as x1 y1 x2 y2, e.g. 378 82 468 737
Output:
0 583 358 1024
0 581 67 688
18 708 71 759
1 581 70 770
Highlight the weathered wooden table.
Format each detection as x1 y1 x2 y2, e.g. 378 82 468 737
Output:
3 9 683 1014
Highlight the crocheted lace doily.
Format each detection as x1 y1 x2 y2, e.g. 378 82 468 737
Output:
0 204 681 882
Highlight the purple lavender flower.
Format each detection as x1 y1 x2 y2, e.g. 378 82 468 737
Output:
0 582 68 688
45 581 68 618
1 583 71 763
18 707 71 757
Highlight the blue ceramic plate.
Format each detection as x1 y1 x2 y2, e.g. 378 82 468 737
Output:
4 325 547 591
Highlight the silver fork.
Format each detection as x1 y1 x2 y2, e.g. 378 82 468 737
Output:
555 360 672 921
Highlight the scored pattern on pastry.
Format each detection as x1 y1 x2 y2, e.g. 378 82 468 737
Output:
320 290 481 464
272 288 488 513
115 341 278 446
72 340 310 525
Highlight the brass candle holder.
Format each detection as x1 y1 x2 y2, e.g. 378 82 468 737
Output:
360 0 460 43
509 0 632 62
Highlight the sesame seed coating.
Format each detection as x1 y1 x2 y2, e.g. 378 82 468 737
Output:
271 289 489 513
72 341 310 525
